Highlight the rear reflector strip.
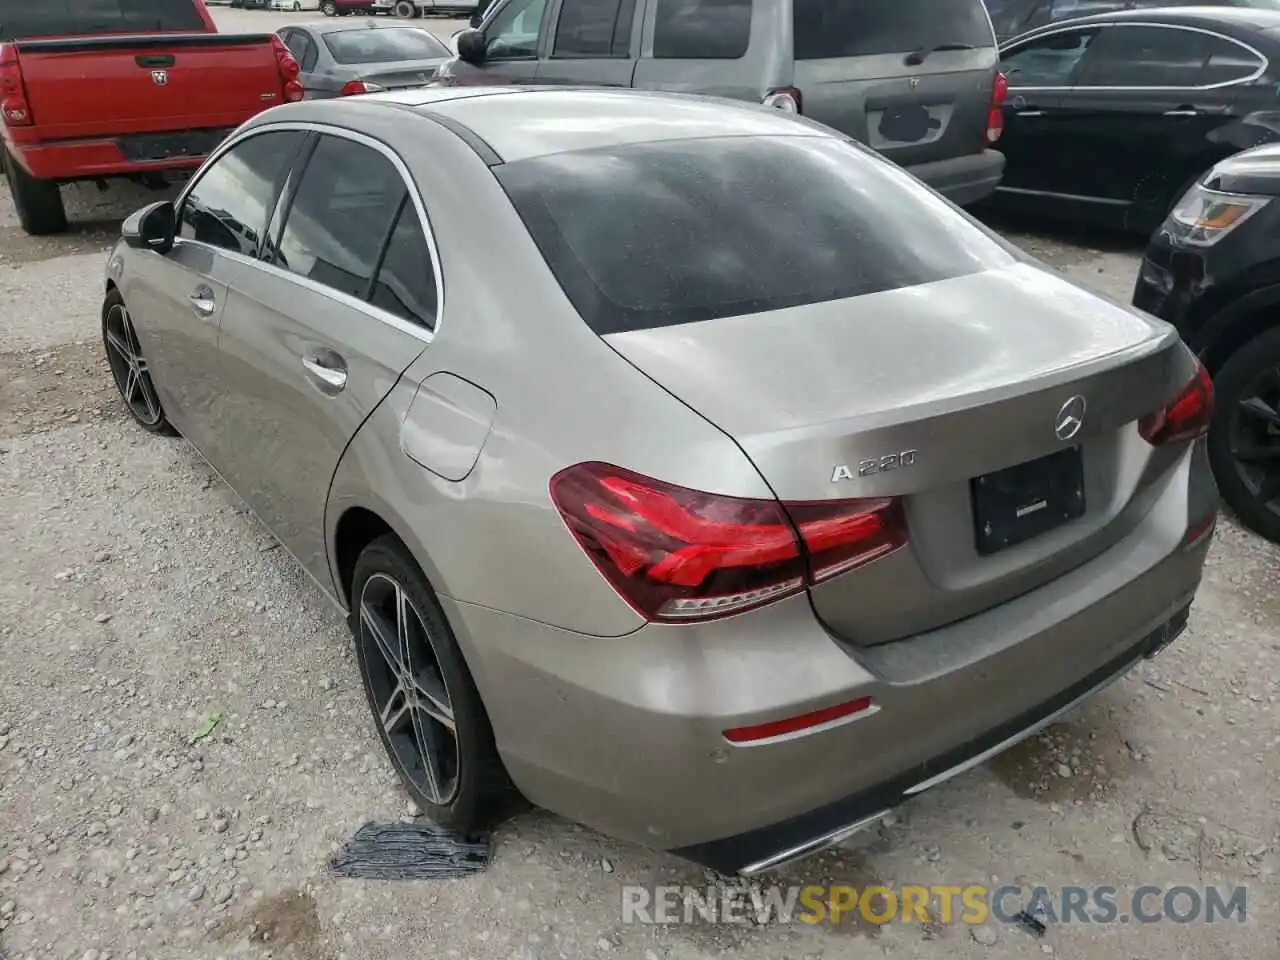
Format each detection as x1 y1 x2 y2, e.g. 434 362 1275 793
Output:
1183 513 1216 548
723 696 877 745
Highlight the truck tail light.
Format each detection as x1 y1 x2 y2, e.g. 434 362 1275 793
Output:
270 35 305 103
0 43 33 126
762 86 802 114
340 79 387 96
549 462 907 623
985 72 1007 145
1139 361 1214 445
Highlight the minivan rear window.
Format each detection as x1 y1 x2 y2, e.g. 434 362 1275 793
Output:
0 0 206 40
793 0 994 60
495 136 1013 334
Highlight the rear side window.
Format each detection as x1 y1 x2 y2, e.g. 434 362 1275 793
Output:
552 0 636 57
0 0 206 40
180 131 305 258
1198 38 1264 85
1074 24 1229 87
369 197 439 331
793 0 994 60
652 0 751 60
323 27 450 63
272 135 407 301
495 136 1013 334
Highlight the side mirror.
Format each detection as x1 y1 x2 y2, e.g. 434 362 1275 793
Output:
456 28 486 66
122 200 175 254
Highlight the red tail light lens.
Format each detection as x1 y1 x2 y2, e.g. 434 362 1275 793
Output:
340 79 387 96
549 462 907 623
985 72 1007 145
269 35 305 103
1139 361 1214 445
0 43 33 126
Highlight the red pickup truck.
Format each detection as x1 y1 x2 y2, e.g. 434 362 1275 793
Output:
0 0 304 235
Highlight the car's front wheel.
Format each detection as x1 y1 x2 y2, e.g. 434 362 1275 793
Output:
1208 326 1280 543
321 0 337 13
102 289 177 436
350 534 515 831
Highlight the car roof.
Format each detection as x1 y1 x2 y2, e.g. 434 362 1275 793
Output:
352 86 839 164
1011 5 1280 38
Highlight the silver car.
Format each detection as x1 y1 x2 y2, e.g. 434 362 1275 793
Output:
277 19 453 97
103 87 1217 876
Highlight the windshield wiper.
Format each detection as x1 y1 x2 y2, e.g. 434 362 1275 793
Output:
904 42 977 66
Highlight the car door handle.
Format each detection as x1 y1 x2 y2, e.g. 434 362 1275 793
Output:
188 285 216 318
301 348 348 394
1163 108 1200 117
1016 109 1045 117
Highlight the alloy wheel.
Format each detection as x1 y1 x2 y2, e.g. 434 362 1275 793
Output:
104 302 164 427
1229 363 1280 519
358 572 460 806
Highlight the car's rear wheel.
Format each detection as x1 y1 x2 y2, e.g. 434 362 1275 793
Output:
102 289 177 436
1208 326 1280 543
350 534 516 831
393 0 416 15
321 0 337 12
4 147 67 236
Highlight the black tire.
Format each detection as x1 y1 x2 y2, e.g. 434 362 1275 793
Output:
1207 326 1280 543
4 147 66 236
101 289 178 436
393 0 416 15
350 534 517 832
321 0 337 13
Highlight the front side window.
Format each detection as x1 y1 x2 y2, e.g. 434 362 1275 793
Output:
652 0 751 60
1075 24 1229 87
323 26 451 63
180 131 305 257
496 135 1014 334
271 135 406 301
1000 27 1098 85
0 0 205 40
484 0 549 60
552 0 636 58
793 0 994 60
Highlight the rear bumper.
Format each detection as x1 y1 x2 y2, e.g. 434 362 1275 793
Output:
442 442 1216 870
6 127 236 182
906 149 1005 207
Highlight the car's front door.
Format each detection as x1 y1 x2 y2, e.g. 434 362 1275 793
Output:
535 0 641 86
446 0 553 83
210 130 438 585
123 130 307 458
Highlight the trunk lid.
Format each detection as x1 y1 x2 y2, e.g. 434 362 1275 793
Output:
790 0 999 167
357 58 447 90
15 34 284 139
604 264 1190 645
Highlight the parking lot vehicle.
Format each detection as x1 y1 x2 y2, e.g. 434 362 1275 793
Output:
444 0 1008 206
278 20 451 96
271 0 323 11
322 0 393 14
990 7 1280 233
0 0 304 235
985 0 1280 41
104 86 1216 875
1134 144 1280 542
387 0 482 16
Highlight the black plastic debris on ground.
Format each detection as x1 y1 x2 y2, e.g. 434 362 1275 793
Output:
328 821 493 880
1013 910 1047 937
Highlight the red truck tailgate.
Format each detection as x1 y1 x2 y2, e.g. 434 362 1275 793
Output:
14 34 286 139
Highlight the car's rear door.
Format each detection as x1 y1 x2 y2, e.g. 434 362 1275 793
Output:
788 0 999 170
534 0 642 86
211 130 438 585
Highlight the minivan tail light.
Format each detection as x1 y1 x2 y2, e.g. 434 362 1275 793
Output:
1139 361 1214 445
762 86 802 114
269 35 305 103
985 71 1008 145
549 462 907 623
340 79 387 96
0 43 33 126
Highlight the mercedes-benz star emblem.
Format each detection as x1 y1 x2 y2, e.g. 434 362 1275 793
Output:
151 70 168 86
1055 395 1087 441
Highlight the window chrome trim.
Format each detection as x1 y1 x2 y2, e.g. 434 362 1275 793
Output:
1002 20 1269 93
173 119 444 344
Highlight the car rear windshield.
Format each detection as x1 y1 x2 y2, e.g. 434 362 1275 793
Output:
793 0 994 60
323 27 450 64
0 0 206 40
495 135 1014 334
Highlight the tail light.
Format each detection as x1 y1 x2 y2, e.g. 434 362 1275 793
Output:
985 72 1007 146
1139 361 1214 445
549 462 907 623
340 79 387 96
0 43 33 126
762 86 802 114
269 35 305 103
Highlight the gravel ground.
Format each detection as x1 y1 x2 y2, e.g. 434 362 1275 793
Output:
0 10 1277 958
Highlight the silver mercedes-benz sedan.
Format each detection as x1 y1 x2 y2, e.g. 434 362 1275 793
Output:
102 86 1218 876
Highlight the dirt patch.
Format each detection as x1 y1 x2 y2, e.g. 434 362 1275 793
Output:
0 223 117 267
0 340 122 438
985 712 1146 804
212 888 330 958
